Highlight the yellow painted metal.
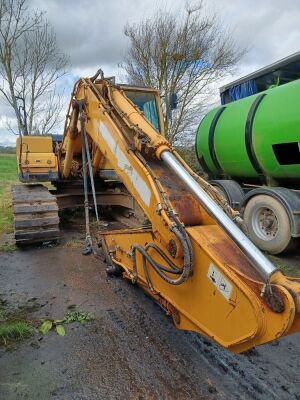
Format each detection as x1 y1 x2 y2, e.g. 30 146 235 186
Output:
62 136 75 177
111 87 171 159
119 84 166 137
92 147 103 175
16 136 53 153
16 74 300 352
101 226 295 353
16 136 58 175
62 101 80 177
19 153 57 168
58 76 300 352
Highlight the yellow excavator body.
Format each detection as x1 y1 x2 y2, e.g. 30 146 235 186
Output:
14 72 300 353
16 135 58 181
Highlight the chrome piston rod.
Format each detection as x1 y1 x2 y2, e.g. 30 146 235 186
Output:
161 151 277 281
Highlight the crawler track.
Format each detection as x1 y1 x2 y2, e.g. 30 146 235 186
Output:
11 184 60 246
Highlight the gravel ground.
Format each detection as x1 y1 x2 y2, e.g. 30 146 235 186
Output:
0 227 300 400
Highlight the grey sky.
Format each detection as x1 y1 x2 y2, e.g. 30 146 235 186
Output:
1 0 300 144
29 0 300 76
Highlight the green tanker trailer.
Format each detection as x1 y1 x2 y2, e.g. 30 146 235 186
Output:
196 52 300 254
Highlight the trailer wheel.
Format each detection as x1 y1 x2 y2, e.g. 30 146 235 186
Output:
210 180 245 211
243 195 294 254
213 185 228 201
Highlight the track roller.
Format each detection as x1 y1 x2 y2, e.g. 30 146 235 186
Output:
11 184 60 246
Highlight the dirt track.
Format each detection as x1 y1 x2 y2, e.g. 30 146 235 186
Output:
0 226 300 399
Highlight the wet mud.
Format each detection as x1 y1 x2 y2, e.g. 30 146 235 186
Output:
0 227 300 399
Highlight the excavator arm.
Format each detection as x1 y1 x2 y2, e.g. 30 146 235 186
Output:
30 72 300 352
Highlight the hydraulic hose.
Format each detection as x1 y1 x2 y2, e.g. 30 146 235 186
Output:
131 224 193 286
161 151 277 282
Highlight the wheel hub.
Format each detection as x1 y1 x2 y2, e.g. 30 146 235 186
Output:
254 207 278 240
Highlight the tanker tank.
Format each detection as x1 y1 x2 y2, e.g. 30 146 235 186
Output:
195 79 300 186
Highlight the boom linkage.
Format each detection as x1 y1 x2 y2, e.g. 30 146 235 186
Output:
55 73 300 352
92 78 195 285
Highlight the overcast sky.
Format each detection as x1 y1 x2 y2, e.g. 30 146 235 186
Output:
1 0 300 145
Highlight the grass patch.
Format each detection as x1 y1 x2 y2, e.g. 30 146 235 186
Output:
0 154 18 234
269 254 300 278
65 238 84 248
0 243 17 253
273 261 300 277
0 309 6 322
0 154 17 185
0 320 34 345
0 296 36 347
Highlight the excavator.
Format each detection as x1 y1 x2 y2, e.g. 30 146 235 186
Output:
12 70 300 353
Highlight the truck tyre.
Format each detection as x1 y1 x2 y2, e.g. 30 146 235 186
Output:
243 195 294 254
213 185 228 201
210 180 245 211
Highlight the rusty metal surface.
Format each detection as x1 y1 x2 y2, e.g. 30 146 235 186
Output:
148 160 211 226
51 181 135 211
263 287 285 313
55 191 134 210
188 225 264 282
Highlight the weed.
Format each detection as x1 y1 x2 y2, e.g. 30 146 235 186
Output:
38 309 95 337
39 319 65 336
0 321 34 345
65 239 84 249
0 296 36 347
0 243 17 252
64 310 95 324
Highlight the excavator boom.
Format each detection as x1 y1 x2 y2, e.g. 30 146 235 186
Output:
15 72 300 353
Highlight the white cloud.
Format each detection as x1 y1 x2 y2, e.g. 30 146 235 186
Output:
0 129 17 146
28 0 300 78
1 0 300 145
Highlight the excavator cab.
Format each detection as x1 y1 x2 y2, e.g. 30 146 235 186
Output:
120 85 165 136
70 83 166 182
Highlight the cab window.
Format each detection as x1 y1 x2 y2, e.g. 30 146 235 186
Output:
124 91 160 132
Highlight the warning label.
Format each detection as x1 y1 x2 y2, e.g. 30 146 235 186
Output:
207 263 233 301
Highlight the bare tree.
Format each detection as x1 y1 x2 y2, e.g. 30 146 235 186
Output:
122 2 245 144
0 0 69 136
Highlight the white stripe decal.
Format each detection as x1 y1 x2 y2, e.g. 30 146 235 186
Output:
99 121 152 207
